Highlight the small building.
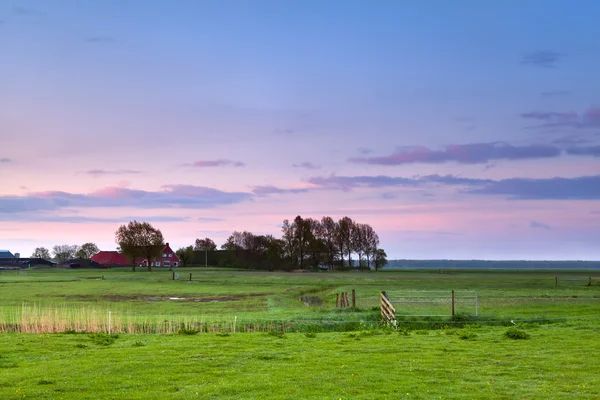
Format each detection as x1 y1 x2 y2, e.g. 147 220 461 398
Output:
0 250 15 259
137 243 180 268
91 251 132 267
0 258 57 269
61 258 103 269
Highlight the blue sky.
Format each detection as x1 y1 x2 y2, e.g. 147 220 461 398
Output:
1 0 599 259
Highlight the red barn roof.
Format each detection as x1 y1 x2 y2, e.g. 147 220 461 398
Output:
91 251 132 266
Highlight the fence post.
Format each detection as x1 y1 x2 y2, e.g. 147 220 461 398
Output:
336 293 339 308
172 272 175 280
555 276 558 287
475 292 478 317
589 277 592 287
189 273 192 281
352 289 356 307
451 290 455 317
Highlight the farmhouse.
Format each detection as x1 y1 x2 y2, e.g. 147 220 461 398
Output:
91 251 132 267
135 243 180 268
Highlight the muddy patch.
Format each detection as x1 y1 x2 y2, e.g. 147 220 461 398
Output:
299 295 323 306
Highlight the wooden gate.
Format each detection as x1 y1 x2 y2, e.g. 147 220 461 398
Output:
380 291 396 322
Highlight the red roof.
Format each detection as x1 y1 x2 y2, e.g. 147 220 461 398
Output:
91 251 132 266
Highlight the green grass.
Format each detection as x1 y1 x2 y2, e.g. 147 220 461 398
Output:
0 267 599 398
0 325 599 399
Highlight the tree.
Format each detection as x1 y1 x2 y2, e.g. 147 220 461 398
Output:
320 216 338 270
362 225 379 270
115 221 164 272
194 238 217 251
281 219 297 268
31 247 51 260
351 223 367 270
293 215 313 270
307 218 326 270
176 246 194 267
335 217 353 268
52 245 78 264
76 242 99 259
374 248 388 271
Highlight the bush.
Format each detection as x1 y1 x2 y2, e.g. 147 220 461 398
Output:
304 332 317 338
397 327 411 336
267 330 285 338
178 328 199 335
89 333 119 346
132 340 146 347
504 328 530 340
458 330 477 340
216 332 230 337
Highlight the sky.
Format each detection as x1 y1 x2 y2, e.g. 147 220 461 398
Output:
1 0 599 260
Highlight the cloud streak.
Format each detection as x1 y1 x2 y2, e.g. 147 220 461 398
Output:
522 107 600 130
292 162 320 170
350 142 561 166
0 185 252 213
521 51 561 68
565 146 600 157
251 185 309 196
82 169 142 177
530 221 552 230
188 159 245 168
308 173 600 200
84 36 115 43
0 158 10 163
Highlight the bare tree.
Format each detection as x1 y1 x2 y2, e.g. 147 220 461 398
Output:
31 247 51 260
307 218 326 270
335 217 353 268
115 221 164 272
194 238 217 251
76 242 100 259
362 224 379 270
320 216 338 270
351 223 367 270
52 245 78 264
281 219 297 268
293 215 313 270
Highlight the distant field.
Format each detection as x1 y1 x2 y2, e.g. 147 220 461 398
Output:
1 268 599 399
1 268 599 329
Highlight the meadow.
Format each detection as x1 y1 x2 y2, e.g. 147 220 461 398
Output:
1 267 599 399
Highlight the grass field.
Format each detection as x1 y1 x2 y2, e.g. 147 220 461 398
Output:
1 267 599 398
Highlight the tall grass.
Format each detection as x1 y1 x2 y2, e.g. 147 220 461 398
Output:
0 303 382 334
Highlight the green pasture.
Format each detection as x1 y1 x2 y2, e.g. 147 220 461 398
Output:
1 324 599 399
1 268 599 399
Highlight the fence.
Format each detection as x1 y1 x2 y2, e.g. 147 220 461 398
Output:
382 290 478 318
554 276 597 287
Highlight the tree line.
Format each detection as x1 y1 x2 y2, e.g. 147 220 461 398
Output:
30 243 100 264
176 215 388 271
25 216 388 272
